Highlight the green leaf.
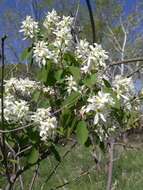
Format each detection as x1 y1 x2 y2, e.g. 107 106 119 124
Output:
62 92 81 108
38 99 50 108
38 62 53 83
76 121 88 145
32 91 41 102
55 70 63 81
21 47 32 61
38 67 48 83
103 79 111 88
64 53 79 66
51 144 61 162
84 74 97 87
69 66 81 81
27 148 39 164
9 159 18 164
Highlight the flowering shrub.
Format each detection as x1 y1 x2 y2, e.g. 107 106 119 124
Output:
19 10 140 143
0 10 141 189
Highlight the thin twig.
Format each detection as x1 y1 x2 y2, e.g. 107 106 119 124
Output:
127 64 143 77
17 156 24 190
0 122 36 133
110 58 143 66
15 145 32 157
51 165 96 190
41 142 77 190
29 164 39 190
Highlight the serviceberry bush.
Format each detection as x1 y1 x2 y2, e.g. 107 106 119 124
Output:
0 10 142 189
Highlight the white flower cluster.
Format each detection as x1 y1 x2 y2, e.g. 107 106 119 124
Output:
31 108 57 141
75 39 108 73
82 91 114 124
33 41 56 66
53 16 73 52
20 16 39 39
20 10 74 67
65 75 78 94
0 95 29 124
43 9 60 31
5 77 54 97
5 77 40 96
95 125 116 142
112 75 134 100
2 78 57 141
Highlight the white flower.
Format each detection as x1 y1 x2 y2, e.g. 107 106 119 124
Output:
39 117 57 141
42 86 55 95
75 40 108 73
53 16 73 52
112 75 134 100
31 108 57 141
5 77 40 96
75 39 90 60
33 41 55 66
65 75 78 94
53 27 72 47
57 16 73 29
86 91 114 112
19 16 39 39
31 107 51 122
89 44 108 67
94 112 106 125
83 91 114 124
43 9 60 30
95 126 109 141
0 95 29 124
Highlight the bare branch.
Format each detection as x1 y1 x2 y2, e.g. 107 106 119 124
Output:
106 138 114 190
110 57 143 66
85 0 96 43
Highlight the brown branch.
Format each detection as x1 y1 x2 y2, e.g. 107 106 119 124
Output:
106 138 114 190
127 65 143 77
110 58 143 66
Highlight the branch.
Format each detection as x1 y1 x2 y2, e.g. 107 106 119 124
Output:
0 122 36 134
120 18 127 75
127 64 143 77
110 58 143 66
51 165 96 190
29 164 39 190
14 148 51 185
85 0 96 43
41 142 77 190
0 35 11 186
106 138 114 190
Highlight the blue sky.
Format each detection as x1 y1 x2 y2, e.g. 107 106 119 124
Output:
0 0 140 64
